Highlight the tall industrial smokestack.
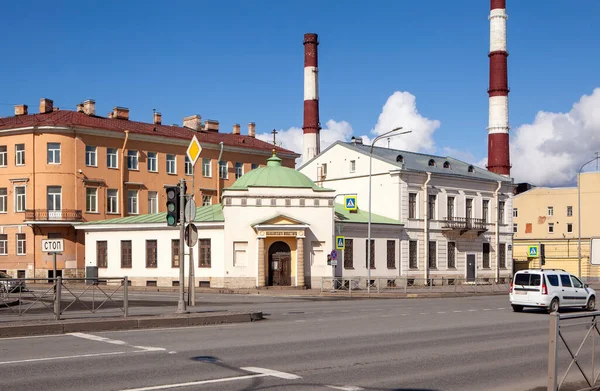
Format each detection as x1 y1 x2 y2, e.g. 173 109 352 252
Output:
303 33 320 161
487 0 511 176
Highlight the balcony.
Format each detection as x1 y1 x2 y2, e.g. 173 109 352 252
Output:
442 216 488 239
25 209 83 224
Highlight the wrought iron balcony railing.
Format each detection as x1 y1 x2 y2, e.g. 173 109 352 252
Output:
25 209 83 222
442 216 488 231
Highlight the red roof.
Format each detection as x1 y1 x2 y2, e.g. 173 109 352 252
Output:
0 110 298 156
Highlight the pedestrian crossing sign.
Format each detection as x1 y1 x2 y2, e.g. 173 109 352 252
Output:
336 236 345 250
528 245 539 258
344 196 357 211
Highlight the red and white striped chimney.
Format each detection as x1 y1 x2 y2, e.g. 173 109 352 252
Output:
487 0 511 176
303 33 320 161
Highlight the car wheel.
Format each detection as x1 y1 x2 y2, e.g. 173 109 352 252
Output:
586 296 596 311
512 305 524 312
548 298 560 314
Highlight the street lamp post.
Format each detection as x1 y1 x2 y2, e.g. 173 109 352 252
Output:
578 156 599 279
367 127 412 294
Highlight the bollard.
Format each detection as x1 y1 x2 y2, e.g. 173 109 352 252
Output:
547 311 559 391
123 277 129 317
54 276 62 321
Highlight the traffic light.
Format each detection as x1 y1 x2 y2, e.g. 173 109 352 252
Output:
540 244 546 266
165 186 180 226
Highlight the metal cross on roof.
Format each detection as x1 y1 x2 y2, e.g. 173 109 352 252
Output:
271 129 278 146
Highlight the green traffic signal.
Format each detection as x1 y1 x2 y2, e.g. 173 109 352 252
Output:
166 214 176 226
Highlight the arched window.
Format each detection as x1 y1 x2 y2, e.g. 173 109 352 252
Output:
396 155 404 163
468 165 475 173
443 161 450 169
428 159 435 167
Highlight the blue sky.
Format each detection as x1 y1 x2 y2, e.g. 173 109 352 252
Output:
1 1 599 185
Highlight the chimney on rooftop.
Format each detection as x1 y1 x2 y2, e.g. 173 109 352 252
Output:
183 115 202 131
112 106 129 120
77 103 84 113
83 100 96 116
351 136 363 145
154 112 162 125
204 119 219 132
232 123 241 135
248 122 256 138
39 98 53 114
14 104 28 116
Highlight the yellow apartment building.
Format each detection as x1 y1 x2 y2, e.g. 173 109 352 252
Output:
513 171 600 279
0 98 298 279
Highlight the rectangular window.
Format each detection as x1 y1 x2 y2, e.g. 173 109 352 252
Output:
408 193 417 219
428 241 436 269
513 223 518 233
146 240 157 268
121 241 132 268
219 161 228 179
447 196 454 219
428 194 436 220
0 145 6 167
448 241 456 269
202 195 212 206
16 233 26 255
185 156 193 175
86 187 98 213
85 145 97 166
235 162 243 179
199 239 211 267
499 201 505 224
0 188 6 213
251 163 258 170
172 239 180 268
409 241 418 269
15 144 25 165
499 243 506 269
107 148 118 169
0 234 7 255
202 158 211 177
128 190 138 214
350 160 356 173
47 143 61 164
127 150 138 170
15 186 26 212
548 222 554 233
513 208 518 218
166 154 176 174
466 198 473 219
548 206 554 216
46 186 62 213
97 241 108 268
233 242 248 266
147 152 157 172
365 239 375 269
567 206 573 217
344 238 354 269
107 189 118 213
483 243 490 269
387 240 396 269
567 223 573 233
483 200 489 223
148 191 158 214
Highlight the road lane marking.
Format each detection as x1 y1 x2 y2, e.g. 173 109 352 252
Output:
69 332 166 352
497 307 506 310
0 334 70 341
437 311 447 314
327 386 364 391
453 310 463 313
467 309 477 312
295 320 307 323
483 309 492 311
241 367 301 380
0 351 134 365
420 312 429 315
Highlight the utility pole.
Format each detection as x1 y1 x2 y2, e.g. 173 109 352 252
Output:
177 178 187 313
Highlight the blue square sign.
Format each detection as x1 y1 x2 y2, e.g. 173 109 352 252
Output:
336 236 345 250
344 196 357 211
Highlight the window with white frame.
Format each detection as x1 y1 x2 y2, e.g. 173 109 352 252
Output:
107 148 118 169
148 191 158 214
85 145 97 166
567 223 573 233
16 233 26 255
15 144 25 165
202 195 212 206
0 188 6 213
128 190 138 214
147 152 157 172
202 158 211 177
0 145 6 167
567 206 573 217
107 189 118 214
47 143 61 164
513 208 518 218
219 161 228 179
235 162 243 179
350 160 356 173
86 187 98 213
548 206 554 216
185 156 193 175
127 150 138 170
548 222 555 233
15 186 26 212
46 186 61 211
233 242 248 266
0 234 6 255
166 154 176 174
499 201 505 224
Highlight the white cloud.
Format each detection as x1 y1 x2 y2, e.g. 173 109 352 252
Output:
510 88 600 186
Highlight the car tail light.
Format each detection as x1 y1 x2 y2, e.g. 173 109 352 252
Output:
510 282 513 293
542 283 548 295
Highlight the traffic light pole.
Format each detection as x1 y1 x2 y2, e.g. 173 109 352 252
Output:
177 178 188 313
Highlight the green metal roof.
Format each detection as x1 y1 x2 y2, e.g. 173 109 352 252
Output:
334 204 403 225
79 204 224 225
225 153 333 192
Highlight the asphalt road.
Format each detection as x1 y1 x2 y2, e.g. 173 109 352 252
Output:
1 294 596 390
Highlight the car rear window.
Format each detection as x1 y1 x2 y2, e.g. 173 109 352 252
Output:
515 273 541 286
547 275 559 286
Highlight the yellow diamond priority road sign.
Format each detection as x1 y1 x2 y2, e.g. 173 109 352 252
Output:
187 135 202 166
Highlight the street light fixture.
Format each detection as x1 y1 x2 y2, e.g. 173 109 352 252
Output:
578 156 599 279
367 127 412 293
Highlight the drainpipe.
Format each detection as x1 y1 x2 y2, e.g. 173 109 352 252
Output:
216 142 224 202
494 180 502 283
32 131 36 277
423 172 432 281
120 131 129 217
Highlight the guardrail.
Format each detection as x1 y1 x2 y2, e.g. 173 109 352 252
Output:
548 311 600 391
320 276 512 294
0 277 129 320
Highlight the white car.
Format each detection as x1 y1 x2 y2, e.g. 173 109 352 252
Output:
509 269 596 313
